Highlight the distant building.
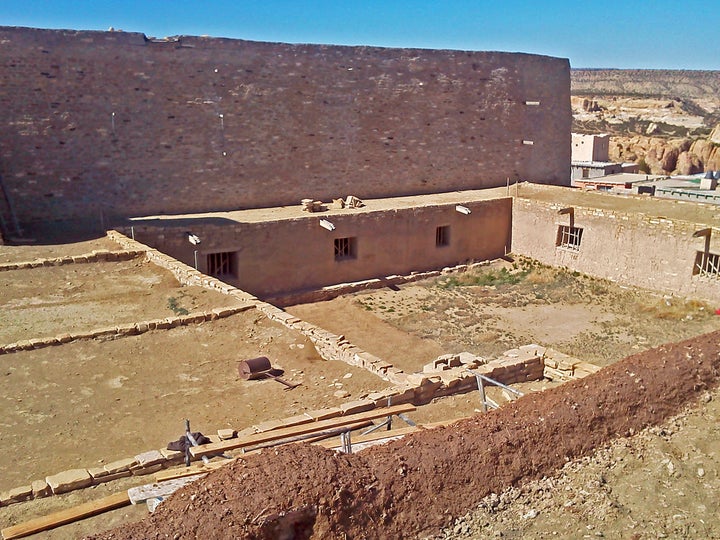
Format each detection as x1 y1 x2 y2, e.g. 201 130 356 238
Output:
572 134 610 162
571 161 623 183
574 172 662 192
570 133 633 182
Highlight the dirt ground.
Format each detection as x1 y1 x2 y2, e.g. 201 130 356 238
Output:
0 257 247 344
0 240 390 497
0 237 121 264
290 257 720 369
87 329 720 539
437 385 720 539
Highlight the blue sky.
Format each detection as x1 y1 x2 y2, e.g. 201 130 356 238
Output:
3 0 718 70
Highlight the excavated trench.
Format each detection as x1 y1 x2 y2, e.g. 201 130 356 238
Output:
88 330 720 539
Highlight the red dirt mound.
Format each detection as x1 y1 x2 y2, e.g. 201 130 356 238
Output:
88 330 720 539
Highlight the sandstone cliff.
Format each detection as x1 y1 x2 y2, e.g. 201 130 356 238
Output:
572 69 720 174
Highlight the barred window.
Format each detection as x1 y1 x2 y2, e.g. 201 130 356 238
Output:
334 237 357 261
207 252 235 277
556 225 583 251
694 251 720 277
436 225 450 247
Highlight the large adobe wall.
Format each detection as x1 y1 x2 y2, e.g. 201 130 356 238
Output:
0 26 570 231
512 196 720 303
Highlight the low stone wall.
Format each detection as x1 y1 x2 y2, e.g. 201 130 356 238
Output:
0 249 144 272
0 305 253 355
266 262 491 307
106 230 258 303
543 349 602 381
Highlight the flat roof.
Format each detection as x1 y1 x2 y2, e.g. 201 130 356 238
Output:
576 173 665 185
130 187 513 226
571 161 618 167
516 183 720 227
130 182 720 230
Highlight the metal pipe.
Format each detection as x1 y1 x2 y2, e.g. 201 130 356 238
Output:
466 370 524 397
185 419 210 465
362 418 390 436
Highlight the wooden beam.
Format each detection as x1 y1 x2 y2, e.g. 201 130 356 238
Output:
190 403 416 458
1 491 130 540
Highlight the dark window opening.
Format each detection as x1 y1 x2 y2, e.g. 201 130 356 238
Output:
436 225 450 247
694 251 720 277
334 237 357 261
207 252 236 277
582 167 590 179
556 225 583 251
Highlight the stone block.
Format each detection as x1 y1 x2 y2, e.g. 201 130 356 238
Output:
46 469 92 494
458 351 481 365
134 322 149 333
304 407 342 421
94 470 133 484
31 479 52 498
4 485 33 504
236 426 258 438
147 319 161 330
131 464 165 476
253 419 286 433
406 373 429 387
159 448 185 462
356 352 383 369
369 360 393 372
156 318 173 329
278 414 315 428
217 428 237 440
104 457 138 474
575 361 601 374
366 392 387 403
92 326 118 337
29 338 46 349
339 399 375 415
88 467 109 479
135 450 165 468
438 370 463 386
543 358 558 369
413 379 443 403
519 344 546 357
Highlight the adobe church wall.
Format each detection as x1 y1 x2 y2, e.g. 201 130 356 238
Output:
0 27 569 231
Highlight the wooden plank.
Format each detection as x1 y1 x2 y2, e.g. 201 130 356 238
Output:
155 421 372 481
190 403 416 458
243 420 372 452
1 491 130 540
155 468 210 482
155 460 228 482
